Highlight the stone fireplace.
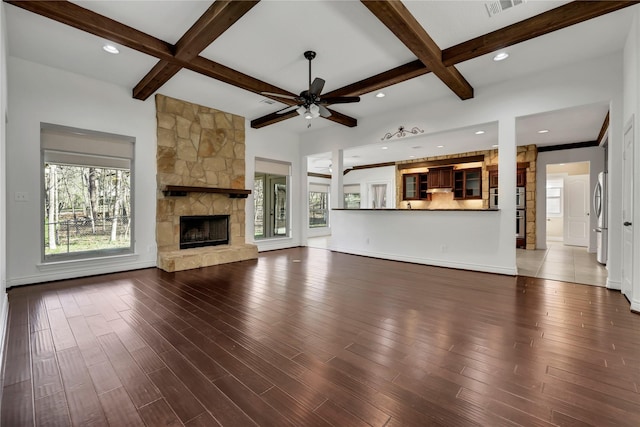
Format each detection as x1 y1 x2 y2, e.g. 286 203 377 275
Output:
155 94 257 272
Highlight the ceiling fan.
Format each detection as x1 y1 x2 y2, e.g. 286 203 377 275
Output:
262 51 361 120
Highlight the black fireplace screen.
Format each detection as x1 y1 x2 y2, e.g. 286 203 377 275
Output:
180 215 229 249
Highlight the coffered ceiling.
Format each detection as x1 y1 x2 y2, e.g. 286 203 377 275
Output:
3 1 636 141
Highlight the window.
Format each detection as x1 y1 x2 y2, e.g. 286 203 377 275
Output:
309 183 329 228
343 184 361 209
254 158 290 239
41 124 134 261
547 187 563 216
370 183 387 209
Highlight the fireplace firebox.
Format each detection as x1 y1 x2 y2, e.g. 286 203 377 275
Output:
180 215 229 249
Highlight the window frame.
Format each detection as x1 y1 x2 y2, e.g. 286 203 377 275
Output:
308 184 330 228
40 124 135 263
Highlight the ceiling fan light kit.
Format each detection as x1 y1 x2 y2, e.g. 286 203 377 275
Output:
261 51 361 122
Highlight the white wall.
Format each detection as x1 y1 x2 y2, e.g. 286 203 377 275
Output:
622 9 640 310
245 125 302 251
343 166 396 209
0 2 9 368
303 53 622 276
331 209 511 274
6 57 158 286
537 148 605 253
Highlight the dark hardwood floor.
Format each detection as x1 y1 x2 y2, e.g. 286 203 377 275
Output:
2 247 640 426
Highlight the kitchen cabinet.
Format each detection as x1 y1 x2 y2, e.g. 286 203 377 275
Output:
488 168 526 188
453 168 482 200
428 167 453 188
517 168 527 187
403 173 430 200
489 170 499 188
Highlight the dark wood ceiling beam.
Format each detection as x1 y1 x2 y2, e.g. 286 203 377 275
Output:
4 0 174 60
361 0 473 100
251 110 299 129
133 0 259 100
3 1 298 102
4 0 360 128
442 1 640 67
597 111 610 145
186 56 296 103
322 60 429 98
326 109 358 128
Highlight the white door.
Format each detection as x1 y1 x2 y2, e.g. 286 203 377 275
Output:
564 174 590 247
622 122 634 297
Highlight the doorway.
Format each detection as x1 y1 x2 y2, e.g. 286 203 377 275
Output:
254 173 289 239
545 162 590 246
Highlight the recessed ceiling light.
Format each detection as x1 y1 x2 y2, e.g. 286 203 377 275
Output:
102 44 119 54
538 129 550 134
492 144 499 148
437 145 444 148
381 146 388 150
409 155 415 158
493 52 509 61
475 130 485 135
375 92 385 98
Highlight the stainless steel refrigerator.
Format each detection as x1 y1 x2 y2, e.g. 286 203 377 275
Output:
593 172 607 264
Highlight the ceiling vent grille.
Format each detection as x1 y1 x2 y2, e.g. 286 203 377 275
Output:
259 98 277 105
485 0 526 17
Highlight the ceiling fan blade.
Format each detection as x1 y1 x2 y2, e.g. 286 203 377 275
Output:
320 96 361 105
309 78 325 97
275 105 299 115
319 105 331 118
261 92 298 101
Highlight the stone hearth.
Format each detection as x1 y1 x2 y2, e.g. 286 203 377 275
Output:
155 94 257 272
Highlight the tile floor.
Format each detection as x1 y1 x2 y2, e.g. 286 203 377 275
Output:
517 241 608 286
308 237 608 287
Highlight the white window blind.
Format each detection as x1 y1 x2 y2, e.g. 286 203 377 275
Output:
42 123 134 168
309 183 329 193
344 184 360 193
255 158 291 176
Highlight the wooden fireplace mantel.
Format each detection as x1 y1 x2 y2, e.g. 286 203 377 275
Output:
162 185 251 198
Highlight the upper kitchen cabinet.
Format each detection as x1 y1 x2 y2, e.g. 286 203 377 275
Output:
517 168 527 187
489 170 499 188
402 173 430 200
487 166 527 188
427 167 453 189
453 168 482 200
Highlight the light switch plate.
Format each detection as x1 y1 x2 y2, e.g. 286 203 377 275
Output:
14 192 29 202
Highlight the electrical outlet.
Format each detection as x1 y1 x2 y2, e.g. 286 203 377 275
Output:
14 192 28 202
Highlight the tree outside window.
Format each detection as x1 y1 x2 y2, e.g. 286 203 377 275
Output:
309 186 329 228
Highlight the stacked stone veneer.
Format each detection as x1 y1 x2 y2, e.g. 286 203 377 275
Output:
155 94 257 272
396 144 538 250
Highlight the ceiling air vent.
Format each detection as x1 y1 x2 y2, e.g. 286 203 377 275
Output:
485 0 526 17
259 98 277 105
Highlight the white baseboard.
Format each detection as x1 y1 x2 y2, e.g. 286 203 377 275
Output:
631 298 640 314
606 278 622 291
7 259 156 287
0 292 9 382
327 246 518 276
